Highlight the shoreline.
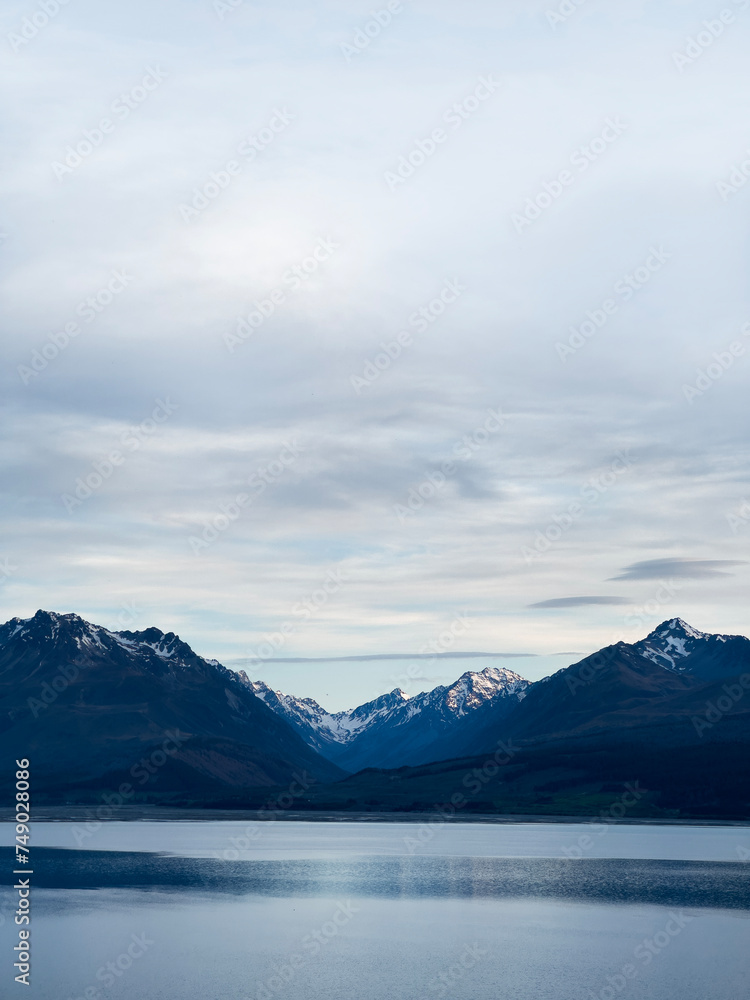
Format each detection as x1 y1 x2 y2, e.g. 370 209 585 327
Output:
2 806 749 826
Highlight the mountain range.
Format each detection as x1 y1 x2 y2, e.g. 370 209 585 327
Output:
0 610 343 802
248 666 529 772
1 611 749 818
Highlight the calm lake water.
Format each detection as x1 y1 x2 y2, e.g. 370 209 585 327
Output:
1 822 748 1000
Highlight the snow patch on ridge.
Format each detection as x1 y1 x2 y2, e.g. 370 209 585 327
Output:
636 618 736 673
249 666 530 749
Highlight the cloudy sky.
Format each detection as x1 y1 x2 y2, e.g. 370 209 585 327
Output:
2 0 749 708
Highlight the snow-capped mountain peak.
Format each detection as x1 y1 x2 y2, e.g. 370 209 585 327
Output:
634 618 742 674
0 610 113 651
443 666 528 716
0 610 219 676
114 626 195 661
246 680 411 746
648 618 709 643
246 664 531 770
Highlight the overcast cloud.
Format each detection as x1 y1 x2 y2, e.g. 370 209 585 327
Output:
1 0 749 706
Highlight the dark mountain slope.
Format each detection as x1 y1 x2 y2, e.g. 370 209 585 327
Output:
470 620 750 752
0 610 344 801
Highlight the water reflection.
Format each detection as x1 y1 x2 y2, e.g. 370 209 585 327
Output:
2 847 748 910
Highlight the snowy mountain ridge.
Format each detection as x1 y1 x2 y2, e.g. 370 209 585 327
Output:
245 619 750 771
634 617 735 672
0 609 218 675
245 666 530 767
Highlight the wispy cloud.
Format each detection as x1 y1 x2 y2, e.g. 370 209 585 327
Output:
528 597 629 609
229 651 538 664
610 559 747 581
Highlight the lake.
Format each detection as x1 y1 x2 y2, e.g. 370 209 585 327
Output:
1 821 748 999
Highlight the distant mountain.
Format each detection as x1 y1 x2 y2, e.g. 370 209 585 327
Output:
456 618 750 754
0 610 343 802
297 717 750 821
3 610 748 819
249 617 750 779
292 619 750 821
246 681 411 758
633 618 750 682
249 666 530 772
